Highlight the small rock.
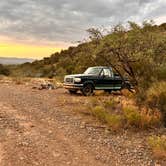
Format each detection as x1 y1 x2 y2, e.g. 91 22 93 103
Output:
95 155 100 160
48 130 53 134
20 156 24 160
53 152 61 158
66 161 71 165
80 125 85 129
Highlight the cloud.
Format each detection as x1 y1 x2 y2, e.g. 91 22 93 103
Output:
0 0 165 47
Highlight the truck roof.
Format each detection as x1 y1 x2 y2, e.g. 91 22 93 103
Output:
90 66 112 68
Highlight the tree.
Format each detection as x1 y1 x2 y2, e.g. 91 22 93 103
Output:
0 64 10 76
87 22 166 92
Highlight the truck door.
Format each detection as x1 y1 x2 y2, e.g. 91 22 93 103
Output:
113 73 123 90
95 68 115 90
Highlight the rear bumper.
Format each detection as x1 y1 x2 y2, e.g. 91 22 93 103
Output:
63 83 83 90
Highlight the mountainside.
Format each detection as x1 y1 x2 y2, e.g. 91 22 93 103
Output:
3 22 165 81
9 22 165 78
0 57 35 65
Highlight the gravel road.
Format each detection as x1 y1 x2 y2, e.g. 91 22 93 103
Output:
0 83 165 166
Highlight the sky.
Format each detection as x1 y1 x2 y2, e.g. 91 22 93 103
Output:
0 0 166 59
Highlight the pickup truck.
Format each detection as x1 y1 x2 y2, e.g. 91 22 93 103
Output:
63 66 130 96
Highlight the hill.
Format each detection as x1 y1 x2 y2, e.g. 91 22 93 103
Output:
8 22 166 79
0 57 35 65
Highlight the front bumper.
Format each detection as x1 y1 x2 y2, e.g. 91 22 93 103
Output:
63 83 83 90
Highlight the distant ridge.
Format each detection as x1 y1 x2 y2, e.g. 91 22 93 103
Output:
0 57 35 65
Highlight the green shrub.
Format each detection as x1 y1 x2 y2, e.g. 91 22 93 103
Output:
90 106 107 122
90 105 123 130
0 64 10 76
105 115 123 130
123 106 161 129
123 106 141 127
139 108 161 128
148 135 166 159
146 81 166 125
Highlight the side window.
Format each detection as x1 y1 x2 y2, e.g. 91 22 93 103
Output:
100 70 104 76
103 69 112 77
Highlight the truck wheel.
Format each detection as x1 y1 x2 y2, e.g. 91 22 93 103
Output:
82 84 93 96
68 89 77 94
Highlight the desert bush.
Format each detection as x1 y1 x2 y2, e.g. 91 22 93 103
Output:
148 135 166 159
105 114 123 130
146 81 166 125
88 96 161 130
139 108 161 128
90 105 123 130
0 64 10 76
123 106 161 129
90 106 107 122
123 106 141 128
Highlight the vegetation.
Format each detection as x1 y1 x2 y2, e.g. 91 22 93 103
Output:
0 64 10 76
87 97 161 131
8 22 166 79
3 21 166 126
146 82 166 125
123 106 161 129
148 135 166 159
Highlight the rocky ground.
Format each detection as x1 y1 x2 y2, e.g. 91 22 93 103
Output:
0 81 165 166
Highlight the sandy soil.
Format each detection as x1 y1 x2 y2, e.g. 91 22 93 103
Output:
0 82 165 166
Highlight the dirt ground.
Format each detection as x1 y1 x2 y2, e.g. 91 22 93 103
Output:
0 82 165 166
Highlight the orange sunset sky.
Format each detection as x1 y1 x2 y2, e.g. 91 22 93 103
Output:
0 40 67 59
0 42 62 60
0 1 165 60
0 35 68 59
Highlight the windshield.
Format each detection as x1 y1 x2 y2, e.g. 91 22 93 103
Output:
84 67 102 75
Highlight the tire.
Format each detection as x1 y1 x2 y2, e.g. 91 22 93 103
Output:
81 84 94 96
68 89 77 94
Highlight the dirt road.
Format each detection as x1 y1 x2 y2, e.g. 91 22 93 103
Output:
0 83 165 166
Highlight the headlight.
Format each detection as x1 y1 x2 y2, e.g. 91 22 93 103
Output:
74 78 81 83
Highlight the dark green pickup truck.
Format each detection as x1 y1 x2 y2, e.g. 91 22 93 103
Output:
63 66 130 96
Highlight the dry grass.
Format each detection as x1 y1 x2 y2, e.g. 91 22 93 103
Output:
121 89 135 99
123 106 161 129
11 77 31 85
148 135 166 159
49 78 63 88
90 106 107 122
105 114 123 130
89 105 123 131
85 97 162 131
146 81 166 125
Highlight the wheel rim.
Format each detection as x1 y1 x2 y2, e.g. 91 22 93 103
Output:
83 85 92 96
